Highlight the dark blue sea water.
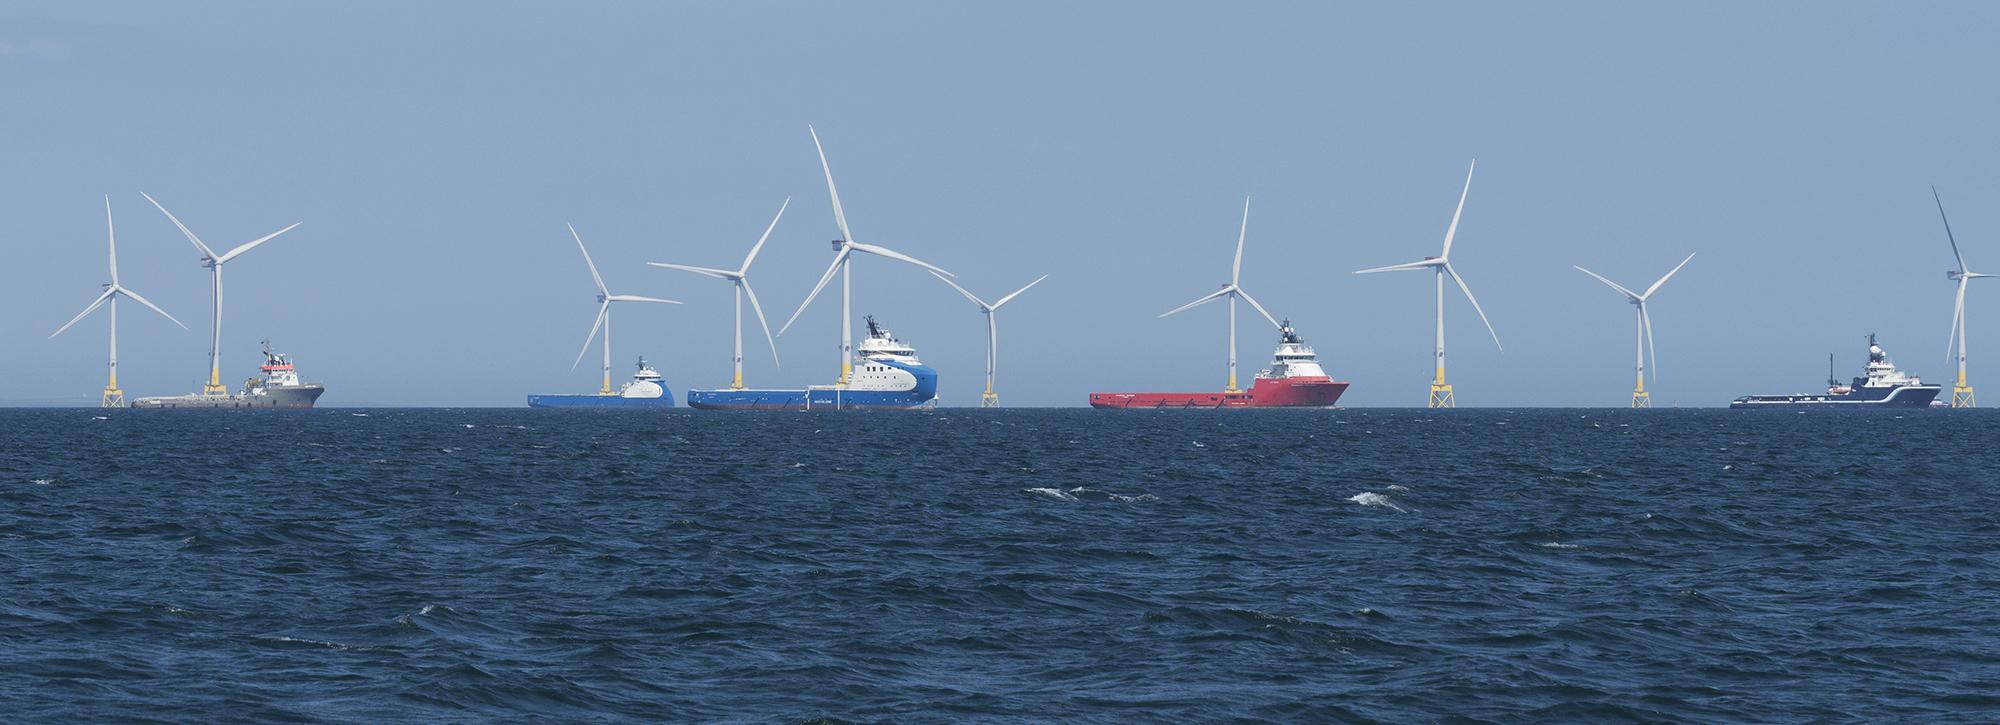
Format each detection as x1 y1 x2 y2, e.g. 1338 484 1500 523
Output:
3 408 1997 721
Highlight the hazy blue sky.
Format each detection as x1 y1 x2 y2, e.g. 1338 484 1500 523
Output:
4 2 1997 406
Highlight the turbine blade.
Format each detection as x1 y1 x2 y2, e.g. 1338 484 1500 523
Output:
810 125 856 248
1935 185 1968 273
1949 278 1968 362
1641 303 1657 380
215 222 301 265
1440 160 1475 259
1232 196 1250 284
1159 287 1231 318
928 270 989 309
1573 265 1640 299
606 294 681 304
740 278 781 366
116 286 189 330
141 192 217 259
568 224 607 294
993 274 1048 309
50 288 116 338
646 262 734 279
988 314 1000 380
847 242 954 277
1352 259 1438 275
105 196 118 285
1641 252 1696 299
1445 263 1503 352
780 249 847 335
742 197 789 273
1234 288 1283 330
572 303 608 371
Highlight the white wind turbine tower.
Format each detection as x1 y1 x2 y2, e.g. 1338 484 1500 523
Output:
142 192 300 395
648 198 789 390
1574 253 1695 408
567 225 680 395
1935 186 1988 408
1352 161 1501 408
779 125 955 386
1159 197 1282 393
927 271 1048 407
51 196 189 407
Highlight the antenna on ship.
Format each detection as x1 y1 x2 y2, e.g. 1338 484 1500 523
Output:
1827 352 1837 388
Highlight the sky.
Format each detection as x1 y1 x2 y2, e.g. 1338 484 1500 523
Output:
2 2 1997 407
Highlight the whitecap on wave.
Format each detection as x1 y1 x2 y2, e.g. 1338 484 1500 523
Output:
1024 486 1157 503
1349 492 1408 513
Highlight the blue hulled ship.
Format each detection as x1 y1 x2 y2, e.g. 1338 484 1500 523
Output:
689 316 937 411
1731 335 1940 408
528 357 676 408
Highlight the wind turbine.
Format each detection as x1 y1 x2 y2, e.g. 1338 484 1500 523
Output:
50 196 188 407
566 225 680 394
648 198 789 390
1574 253 1696 408
1352 161 1501 408
778 125 955 386
928 271 1048 407
1159 197 1282 393
142 192 300 395
1935 186 1988 408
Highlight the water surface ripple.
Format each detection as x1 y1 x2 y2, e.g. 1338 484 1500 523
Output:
2 409 1996 721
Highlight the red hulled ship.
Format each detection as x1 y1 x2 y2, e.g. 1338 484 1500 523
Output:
1090 320 1349 408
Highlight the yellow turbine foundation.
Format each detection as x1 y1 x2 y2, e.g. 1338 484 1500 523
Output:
1428 367 1454 408
102 370 123 408
1953 371 1975 408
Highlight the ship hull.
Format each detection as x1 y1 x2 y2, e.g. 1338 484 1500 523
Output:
527 391 675 408
1729 384 1939 409
131 384 325 410
1089 377 1348 409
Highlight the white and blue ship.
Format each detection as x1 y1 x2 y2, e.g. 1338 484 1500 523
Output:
689 316 937 411
528 357 675 408
1731 335 1941 408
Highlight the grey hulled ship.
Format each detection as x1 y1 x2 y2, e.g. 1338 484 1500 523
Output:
1730 334 1940 408
131 341 326 409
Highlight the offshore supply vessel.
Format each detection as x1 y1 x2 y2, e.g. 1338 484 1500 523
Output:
131 341 326 409
689 316 938 410
1090 320 1349 408
528 357 675 408
1730 334 1940 408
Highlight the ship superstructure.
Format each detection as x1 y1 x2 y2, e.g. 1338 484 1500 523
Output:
1731 334 1940 408
689 316 938 410
1090 320 1348 408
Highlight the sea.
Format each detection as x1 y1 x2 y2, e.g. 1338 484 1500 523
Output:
2 408 1996 722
